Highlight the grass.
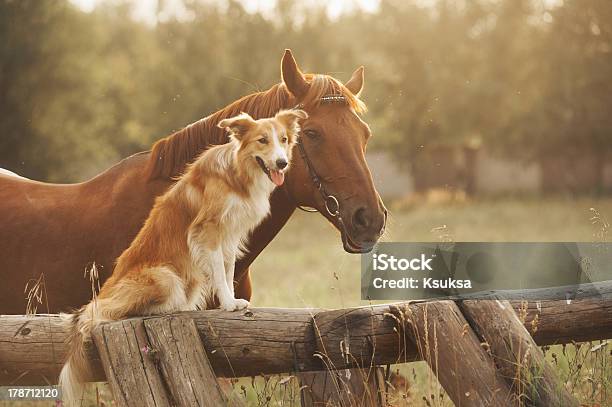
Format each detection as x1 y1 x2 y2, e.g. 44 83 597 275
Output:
2 196 611 406
250 195 612 309
246 195 612 407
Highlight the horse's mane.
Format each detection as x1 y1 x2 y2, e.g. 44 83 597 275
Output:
146 74 366 180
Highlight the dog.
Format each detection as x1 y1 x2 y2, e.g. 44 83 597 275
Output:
59 108 307 405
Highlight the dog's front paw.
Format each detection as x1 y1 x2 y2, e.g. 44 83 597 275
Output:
219 298 249 312
220 300 237 312
233 298 250 310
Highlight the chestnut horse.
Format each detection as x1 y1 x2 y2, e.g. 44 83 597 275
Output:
0 50 386 314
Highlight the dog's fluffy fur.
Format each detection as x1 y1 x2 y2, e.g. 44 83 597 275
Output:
59 109 307 405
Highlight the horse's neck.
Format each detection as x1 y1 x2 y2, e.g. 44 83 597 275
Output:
156 84 295 177
235 188 297 273
84 151 170 205
84 144 296 268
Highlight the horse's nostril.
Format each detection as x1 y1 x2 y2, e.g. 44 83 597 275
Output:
352 207 370 230
276 159 288 170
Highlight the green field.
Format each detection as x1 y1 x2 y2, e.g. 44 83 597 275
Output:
241 196 611 407
251 196 612 309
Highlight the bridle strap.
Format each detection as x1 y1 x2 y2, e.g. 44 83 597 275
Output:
294 137 321 213
289 95 387 250
292 95 347 217
295 140 341 218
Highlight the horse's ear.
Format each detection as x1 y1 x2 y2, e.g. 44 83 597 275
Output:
281 49 309 98
345 66 364 96
218 112 256 141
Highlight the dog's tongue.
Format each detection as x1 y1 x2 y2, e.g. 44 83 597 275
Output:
270 170 285 186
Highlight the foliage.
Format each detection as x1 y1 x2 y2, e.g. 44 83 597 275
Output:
0 0 611 182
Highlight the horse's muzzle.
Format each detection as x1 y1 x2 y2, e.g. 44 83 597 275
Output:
342 204 387 254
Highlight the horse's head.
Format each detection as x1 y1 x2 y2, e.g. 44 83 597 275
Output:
281 50 387 253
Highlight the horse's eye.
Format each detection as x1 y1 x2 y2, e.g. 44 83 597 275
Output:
303 129 320 139
281 137 288 143
258 137 268 144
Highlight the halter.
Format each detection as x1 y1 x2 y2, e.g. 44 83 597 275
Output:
296 130 354 253
290 94 387 252
296 138 342 218
293 94 347 218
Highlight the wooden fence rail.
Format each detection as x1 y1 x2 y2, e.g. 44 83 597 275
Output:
1 282 610 387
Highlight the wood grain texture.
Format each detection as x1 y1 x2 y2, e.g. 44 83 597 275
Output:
510 291 612 345
92 316 226 407
391 301 514 407
92 318 171 407
1 289 610 386
461 300 580 407
298 367 386 406
143 316 227 407
187 308 320 377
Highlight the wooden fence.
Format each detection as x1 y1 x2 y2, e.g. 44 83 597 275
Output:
1 281 611 406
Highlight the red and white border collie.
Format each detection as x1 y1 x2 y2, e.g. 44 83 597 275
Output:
59 109 307 405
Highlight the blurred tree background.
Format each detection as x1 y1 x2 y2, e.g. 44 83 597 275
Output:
1 0 611 189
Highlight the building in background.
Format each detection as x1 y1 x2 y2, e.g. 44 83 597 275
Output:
367 148 612 199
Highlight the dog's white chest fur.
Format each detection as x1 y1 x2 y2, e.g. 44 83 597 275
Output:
222 177 273 249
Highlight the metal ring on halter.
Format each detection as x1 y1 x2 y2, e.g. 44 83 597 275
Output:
324 195 340 217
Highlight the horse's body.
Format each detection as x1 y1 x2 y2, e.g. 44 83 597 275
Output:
1 154 167 313
0 50 386 314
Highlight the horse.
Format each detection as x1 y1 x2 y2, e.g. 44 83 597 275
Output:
0 50 387 314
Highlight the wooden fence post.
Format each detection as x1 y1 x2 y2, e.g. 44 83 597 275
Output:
298 306 394 407
460 299 580 407
92 315 226 407
391 301 514 407
298 367 385 406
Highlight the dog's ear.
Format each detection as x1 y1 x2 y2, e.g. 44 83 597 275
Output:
275 109 308 144
275 109 308 129
218 112 256 141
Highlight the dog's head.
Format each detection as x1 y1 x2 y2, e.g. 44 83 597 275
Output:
218 109 307 186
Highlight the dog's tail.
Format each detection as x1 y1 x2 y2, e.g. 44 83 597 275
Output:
59 302 97 406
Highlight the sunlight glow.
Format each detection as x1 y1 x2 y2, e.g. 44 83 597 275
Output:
70 0 382 24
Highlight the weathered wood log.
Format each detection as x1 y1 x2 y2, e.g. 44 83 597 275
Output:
298 368 386 406
460 300 580 407
391 301 514 406
460 280 609 301
1 291 610 386
509 295 612 345
92 315 226 407
144 316 227 407
297 305 398 407
91 318 172 406
188 308 320 377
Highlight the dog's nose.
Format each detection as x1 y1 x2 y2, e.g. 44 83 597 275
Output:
276 159 288 170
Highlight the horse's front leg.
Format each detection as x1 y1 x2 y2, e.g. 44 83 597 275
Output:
234 267 253 301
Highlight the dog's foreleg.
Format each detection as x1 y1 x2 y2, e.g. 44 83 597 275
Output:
223 249 237 297
211 247 248 311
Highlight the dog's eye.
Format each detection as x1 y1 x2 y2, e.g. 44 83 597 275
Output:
281 137 288 143
258 137 268 144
